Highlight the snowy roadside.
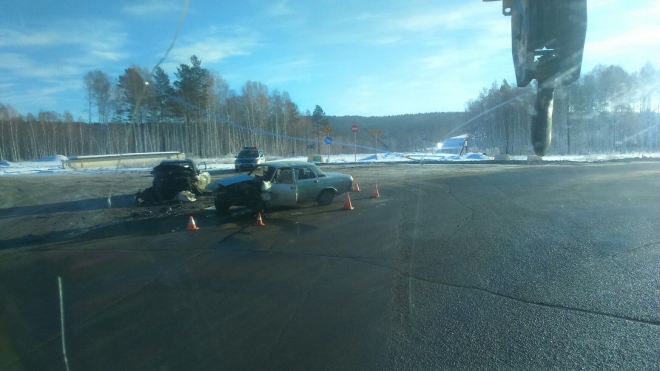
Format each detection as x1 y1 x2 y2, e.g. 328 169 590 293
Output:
3 152 660 176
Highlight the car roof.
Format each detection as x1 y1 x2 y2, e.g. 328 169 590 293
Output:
160 159 193 164
262 161 315 168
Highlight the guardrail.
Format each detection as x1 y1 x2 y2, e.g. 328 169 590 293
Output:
62 152 185 169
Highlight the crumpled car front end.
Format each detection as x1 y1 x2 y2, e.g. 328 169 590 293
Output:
207 176 271 215
135 164 210 203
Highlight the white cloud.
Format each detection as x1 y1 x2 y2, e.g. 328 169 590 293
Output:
0 21 127 79
0 29 61 47
0 53 81 77
0 78 81 111
171 39 252 63
390 3 496 33
251 58 316 84
288 2 517 115
268 0 293 16
121 0 180 16
0 21 127 52
316 2 505 48
582 0 660 71
159 28 259 72
330 34 514 116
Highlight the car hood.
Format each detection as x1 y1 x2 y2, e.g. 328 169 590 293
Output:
206 174 255 190
323 172 351 179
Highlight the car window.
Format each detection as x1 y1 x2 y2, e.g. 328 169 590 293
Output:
294 167 316 180
274 169 295 184
238 150 259 158
249 165 274 180
307 164 326 177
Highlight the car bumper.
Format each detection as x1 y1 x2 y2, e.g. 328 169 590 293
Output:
235 163 257 170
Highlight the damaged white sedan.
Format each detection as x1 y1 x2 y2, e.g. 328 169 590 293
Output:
206 161 353 215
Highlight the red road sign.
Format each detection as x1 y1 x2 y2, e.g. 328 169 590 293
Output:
351 125 359 133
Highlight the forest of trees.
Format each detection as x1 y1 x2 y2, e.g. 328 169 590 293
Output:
0 56 317 162
463 63 660 155
327 112 465 152
1 58 658 162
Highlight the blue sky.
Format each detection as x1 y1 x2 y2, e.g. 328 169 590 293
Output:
1 0 658 119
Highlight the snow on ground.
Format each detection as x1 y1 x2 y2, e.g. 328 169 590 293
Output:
196 157 237 172
36 155 68 162
2 152 659 176
510 153 660 162
273 152 414 163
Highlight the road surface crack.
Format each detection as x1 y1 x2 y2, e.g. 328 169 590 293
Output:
445 184 476 228
413 272 660 327
346 258 660 328
607 240 660 257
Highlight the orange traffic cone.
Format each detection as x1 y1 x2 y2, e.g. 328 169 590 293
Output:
343 192 354 210
186 216 199 231
254 212 266 226
353 182 361 192
371 183 380 198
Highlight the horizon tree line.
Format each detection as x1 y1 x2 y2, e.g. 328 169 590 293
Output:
463 63 660 155
1 60 658 162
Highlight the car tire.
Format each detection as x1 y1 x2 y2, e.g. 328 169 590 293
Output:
214 199 231 216
235 168 239 172
317 189 336 206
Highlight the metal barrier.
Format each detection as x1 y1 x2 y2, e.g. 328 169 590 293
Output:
62 152 184 169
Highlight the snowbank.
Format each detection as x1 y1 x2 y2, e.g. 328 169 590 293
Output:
2 152 659 176
37 155 68 162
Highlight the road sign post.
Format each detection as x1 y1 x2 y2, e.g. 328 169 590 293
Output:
351 125 359 162
322 126 333 162
324 136 332 162
369 130 382 159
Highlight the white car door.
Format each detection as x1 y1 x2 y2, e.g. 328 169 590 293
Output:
293 166 319 202
268 168 298 207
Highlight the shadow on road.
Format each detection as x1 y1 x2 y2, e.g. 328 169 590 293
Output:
0 195 137 220
0 195 362 251
0 210 226 251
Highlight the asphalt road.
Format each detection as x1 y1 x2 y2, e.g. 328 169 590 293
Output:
1 162 660 370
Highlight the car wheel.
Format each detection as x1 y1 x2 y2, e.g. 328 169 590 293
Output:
317 189 336 206
214 199 231 216
235 168 239 172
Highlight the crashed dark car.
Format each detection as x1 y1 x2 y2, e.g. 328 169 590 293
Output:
207 161 353 215
135 159 210 203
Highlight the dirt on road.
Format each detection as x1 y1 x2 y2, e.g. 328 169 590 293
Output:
0 172 217 252
0 163 529 255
